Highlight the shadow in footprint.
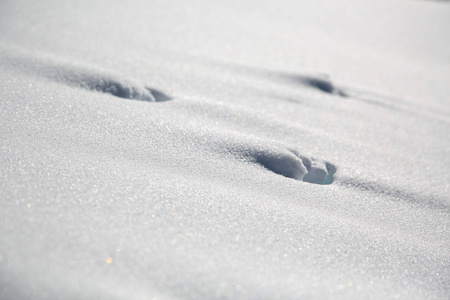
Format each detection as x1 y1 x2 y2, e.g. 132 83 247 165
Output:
0 47 171 102
195 58 348 97
255 149 336 185
87 78 155 101
300 157 337 185
147 88 172 102
58 71 171 102
279 73 348 97
256 151 308 181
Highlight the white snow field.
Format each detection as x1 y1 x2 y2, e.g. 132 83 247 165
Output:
1 0 449 299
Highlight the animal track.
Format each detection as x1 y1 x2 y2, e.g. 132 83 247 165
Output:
2 46 335 187
198 59 348 97
44 66 171 102
256 151 308 181
73 75 156 101
298 155 336 184
0 47 171 102
281 74 348 97
255 149 336 185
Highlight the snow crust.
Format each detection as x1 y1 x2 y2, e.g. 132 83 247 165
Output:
0 0 449 299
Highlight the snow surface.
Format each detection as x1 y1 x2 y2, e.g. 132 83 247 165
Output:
1 0 449 299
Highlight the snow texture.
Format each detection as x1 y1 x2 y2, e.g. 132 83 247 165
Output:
0 0 449 299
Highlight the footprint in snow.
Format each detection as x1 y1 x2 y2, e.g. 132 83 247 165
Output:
45 65 171 102
0 46 171 102
254 149 336 185
278 73 348 97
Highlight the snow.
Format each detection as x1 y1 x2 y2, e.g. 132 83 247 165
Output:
1 0 449 299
